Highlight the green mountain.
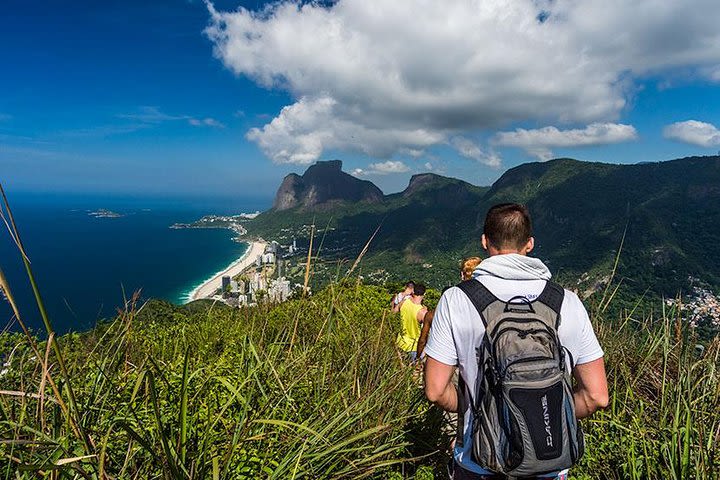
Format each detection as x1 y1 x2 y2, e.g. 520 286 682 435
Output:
484 156 720 294
247 156 720 297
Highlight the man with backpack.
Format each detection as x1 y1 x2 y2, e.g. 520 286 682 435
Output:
424 203 608 479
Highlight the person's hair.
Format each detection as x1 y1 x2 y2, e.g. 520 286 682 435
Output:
483 203 533 251
460 256 482 280
405 281 415 289
413 283 426 296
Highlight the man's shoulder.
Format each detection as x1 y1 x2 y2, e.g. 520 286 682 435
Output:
439 284 469 304
559 286 582 303
556 287 585 311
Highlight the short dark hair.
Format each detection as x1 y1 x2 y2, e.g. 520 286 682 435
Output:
483 203 532 251
413 283 426 296
405 281 416 288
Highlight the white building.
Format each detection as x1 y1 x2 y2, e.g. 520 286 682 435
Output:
268 277 292 302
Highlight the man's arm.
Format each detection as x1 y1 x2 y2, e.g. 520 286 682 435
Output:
391 294 401 313
424 356 458 412
416 309 434 357
416 307 427 322
572 357 609 418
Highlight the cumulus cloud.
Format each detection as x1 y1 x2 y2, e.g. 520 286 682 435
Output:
205 0 720 164
369 160 411 174
663 120 720 147
352 160 410 176
246 96 442 164
450 137 502 168
494 123 638 160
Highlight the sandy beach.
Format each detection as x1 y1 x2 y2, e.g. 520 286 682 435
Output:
188 240 267 301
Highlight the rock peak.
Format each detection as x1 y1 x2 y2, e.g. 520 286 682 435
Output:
272 160 383 211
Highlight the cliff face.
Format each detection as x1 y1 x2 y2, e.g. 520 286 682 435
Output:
272 160 384 211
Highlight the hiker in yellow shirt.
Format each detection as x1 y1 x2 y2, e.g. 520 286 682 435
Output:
397 283 427 362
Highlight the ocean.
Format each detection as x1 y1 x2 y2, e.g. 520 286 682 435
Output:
0 192 270 336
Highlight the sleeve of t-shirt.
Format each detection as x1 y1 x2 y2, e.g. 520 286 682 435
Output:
563 291 604 365
423 289 458 366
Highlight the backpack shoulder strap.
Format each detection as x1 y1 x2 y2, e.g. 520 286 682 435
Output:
456 279 497 328
536 280 565 329
453 280 496 447
536 280 564 314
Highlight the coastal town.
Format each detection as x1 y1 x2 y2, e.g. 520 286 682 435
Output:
171 212 314 308
183 232 305 307
212 239 304 307
666 277 720 332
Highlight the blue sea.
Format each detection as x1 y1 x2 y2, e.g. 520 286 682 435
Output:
0 192 270 336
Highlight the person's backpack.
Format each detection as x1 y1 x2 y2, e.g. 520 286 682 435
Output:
455 279 584 477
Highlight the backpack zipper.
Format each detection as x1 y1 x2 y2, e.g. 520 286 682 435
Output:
491 327 552 353
503 355 555 371
489 317 554 338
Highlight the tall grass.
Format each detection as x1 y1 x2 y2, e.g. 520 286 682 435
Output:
1 282 442 478
2 281 718 478
575 301 720 479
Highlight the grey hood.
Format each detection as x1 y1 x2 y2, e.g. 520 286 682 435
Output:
473 253 551 281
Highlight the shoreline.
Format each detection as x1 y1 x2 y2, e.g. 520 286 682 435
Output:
185 240 267 302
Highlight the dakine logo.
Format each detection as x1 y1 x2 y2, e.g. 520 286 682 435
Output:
541 394 553 447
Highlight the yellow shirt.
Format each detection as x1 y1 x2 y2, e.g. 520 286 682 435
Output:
396 299 423 352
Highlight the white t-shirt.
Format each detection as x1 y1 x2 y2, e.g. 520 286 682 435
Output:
424 275 604 476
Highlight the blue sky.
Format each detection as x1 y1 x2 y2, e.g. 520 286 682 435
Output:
2 0 720 198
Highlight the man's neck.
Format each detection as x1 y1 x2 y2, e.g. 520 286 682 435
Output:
488 247 526 256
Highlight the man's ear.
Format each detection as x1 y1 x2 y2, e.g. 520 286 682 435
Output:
481 234 488 251
524 237 535 254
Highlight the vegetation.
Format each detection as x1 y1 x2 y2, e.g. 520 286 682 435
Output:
1 285 437 478
1 279 719 478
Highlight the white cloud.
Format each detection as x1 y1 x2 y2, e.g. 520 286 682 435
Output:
526 148 554 162
118 107 224 129
707 68 720 83
493 123 638 160
59 124 152 138
206 0 720 165
369 160 410 174
450 137 502 168
117 106 188 123
352 160 410 176
424 162 433 170
189 117 225 128
246 96 442 164
663 120 720 147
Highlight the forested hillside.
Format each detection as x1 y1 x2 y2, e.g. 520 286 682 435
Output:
248 156 720 301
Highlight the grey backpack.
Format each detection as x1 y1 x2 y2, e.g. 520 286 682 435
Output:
456 279 584 477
